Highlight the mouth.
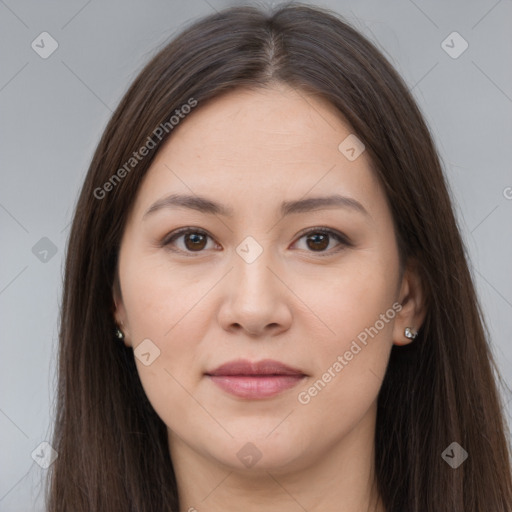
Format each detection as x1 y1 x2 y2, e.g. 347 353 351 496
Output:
204 359 307 399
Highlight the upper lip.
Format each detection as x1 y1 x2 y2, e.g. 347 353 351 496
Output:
205 359 306 377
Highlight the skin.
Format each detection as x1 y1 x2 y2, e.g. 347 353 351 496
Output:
113 83 426 512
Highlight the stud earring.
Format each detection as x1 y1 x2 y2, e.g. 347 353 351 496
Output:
404 327 418 340
115 327 124 339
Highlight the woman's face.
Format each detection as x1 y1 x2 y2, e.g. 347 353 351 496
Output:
114 84 416 474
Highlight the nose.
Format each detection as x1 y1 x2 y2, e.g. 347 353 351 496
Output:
217 246 293 338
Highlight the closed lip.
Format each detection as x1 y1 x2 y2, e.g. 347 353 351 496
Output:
205 358 307 377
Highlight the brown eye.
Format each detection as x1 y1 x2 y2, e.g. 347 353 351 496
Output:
183 232 207 251
162 227 349 257
162 228 217 255
294 228 350 256
305 232 330 251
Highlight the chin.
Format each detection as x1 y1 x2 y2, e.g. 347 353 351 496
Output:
201 429 311 474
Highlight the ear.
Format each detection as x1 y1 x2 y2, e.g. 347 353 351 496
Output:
393 259 427 346
112 272 132 347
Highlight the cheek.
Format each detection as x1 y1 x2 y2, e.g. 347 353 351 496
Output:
121 251 212 342
292 249 398 423
297 247 399 347
123 278 212 381
120 255 218 428
295 301 395 441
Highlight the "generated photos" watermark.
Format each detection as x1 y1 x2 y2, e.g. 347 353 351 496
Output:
298 301 402 405
94 97 197 200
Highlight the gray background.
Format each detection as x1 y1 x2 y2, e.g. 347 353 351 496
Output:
1 0 511 509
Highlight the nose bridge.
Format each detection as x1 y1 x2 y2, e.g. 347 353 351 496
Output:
216 232 292 335
232 234 278 302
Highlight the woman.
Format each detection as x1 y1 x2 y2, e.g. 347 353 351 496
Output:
46 3 512 511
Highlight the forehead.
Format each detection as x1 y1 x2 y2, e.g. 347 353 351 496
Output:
165 84 360 163
129 84 383 220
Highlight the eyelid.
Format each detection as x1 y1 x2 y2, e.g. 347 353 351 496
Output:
160 227 217 253
160 226 351 256
293 226 351 246
292 226 352 256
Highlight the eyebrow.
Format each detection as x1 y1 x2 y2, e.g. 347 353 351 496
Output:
143 193 370 219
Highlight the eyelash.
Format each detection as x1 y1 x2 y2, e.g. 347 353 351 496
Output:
160 226 351 257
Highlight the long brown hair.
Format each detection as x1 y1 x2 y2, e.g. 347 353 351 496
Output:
46 3 512 510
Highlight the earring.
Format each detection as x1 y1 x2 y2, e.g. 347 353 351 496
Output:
115 327 124 339
404 327 418 340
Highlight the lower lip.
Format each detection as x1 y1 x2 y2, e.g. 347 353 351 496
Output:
207 375 305 399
